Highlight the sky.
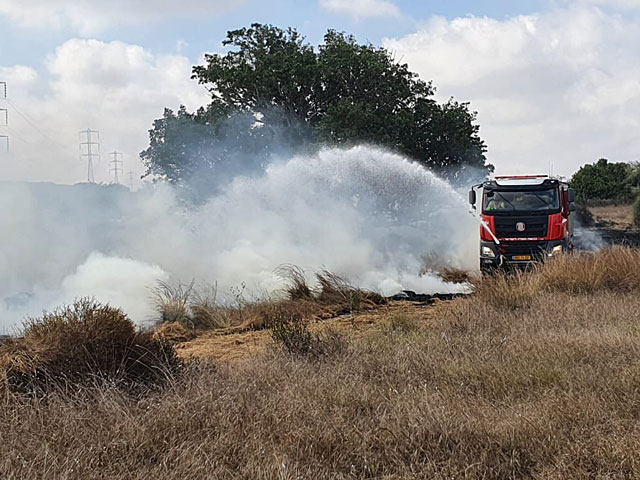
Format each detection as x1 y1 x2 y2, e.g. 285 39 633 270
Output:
1 0 640 184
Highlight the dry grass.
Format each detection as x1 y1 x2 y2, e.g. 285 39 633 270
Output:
474 247 640 308
420 253 472 284
152 269 385 334
278 266 387 314
0 299 180 396
2 249 640 478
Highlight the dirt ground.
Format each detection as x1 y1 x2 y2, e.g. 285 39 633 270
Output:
175 299 454 362
589 204 634 230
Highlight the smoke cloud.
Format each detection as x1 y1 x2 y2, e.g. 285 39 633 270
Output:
0 146 477 333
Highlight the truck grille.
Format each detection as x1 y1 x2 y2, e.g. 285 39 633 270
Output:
499 242 546 257
494 216 548 238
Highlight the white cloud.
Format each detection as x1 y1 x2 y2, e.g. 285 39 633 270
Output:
319 0 400 19
572 0 640 8
0 39 209 184
384 5 640 177
0 0 243 34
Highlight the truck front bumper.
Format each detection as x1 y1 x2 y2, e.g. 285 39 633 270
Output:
480 240 567 271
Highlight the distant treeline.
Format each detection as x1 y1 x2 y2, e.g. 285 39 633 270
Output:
570 158 640 202
569 158 640 227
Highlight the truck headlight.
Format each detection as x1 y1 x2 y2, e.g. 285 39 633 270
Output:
481 246 495 258
550 245 563 256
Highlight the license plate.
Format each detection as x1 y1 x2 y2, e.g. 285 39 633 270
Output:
513 255 531 261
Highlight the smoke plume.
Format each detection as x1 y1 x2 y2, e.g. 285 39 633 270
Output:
0 146 477 333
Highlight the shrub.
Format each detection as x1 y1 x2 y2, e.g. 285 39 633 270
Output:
570 158 633 201
151 280 194 326
634 195 640 228
315 269 385 312
276 264 314 301
383 315 417 334
189 284 230 329
0 299 180 396
267 307 344 359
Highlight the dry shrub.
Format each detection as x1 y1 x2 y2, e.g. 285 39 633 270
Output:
275 264 314 301
383 314 417 333
152 322 196 344
277 266 386 314
0 299 180 396
267 307 345 359
420 252 471 285
152 281 233 330
438 267 471 284
151 280 193 326
189 285 230 329
315 269 385 312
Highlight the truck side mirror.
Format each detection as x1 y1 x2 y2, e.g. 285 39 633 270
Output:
569 203 576 212
469 189 476 206
568 188 575 203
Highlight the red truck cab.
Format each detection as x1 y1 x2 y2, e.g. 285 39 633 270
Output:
469 175 575 272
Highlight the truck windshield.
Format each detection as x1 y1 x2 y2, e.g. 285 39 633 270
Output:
483 188 559 214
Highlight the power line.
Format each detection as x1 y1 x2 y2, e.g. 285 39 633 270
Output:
128 171 136 190
5 98 69 150
109 150 123 184
79 129 100 183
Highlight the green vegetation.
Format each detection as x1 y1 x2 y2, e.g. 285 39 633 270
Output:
634 195 640 228
141 24 489 192
570 158 640 202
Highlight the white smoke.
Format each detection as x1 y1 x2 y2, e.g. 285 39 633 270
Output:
0 146 478 333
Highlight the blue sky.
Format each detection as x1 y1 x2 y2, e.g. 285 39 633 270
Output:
1 0 640 183
1 0 544 66
0 0 543 64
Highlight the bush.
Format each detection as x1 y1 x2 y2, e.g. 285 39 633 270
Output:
570 158 633 202
267 307 344 359
634 195 640 228
277 266 386 314
151 280 194 326
0 299 180 396
383 314 417 334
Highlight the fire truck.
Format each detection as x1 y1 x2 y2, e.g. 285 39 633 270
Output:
469 175 576 272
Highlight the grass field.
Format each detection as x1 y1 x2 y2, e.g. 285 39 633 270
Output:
2 248 640 479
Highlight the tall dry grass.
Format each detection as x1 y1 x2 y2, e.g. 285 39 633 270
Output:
474 246 640 309
1 248 640 478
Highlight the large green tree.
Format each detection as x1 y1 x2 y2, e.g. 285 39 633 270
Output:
142 24 489 188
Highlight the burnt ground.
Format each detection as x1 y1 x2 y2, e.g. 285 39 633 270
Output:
574 203 640 249
598 228 640 246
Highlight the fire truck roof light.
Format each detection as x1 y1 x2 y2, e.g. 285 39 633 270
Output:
493 175 549 180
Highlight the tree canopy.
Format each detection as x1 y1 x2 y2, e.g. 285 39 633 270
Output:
569 158 638 202
141 24 489 192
